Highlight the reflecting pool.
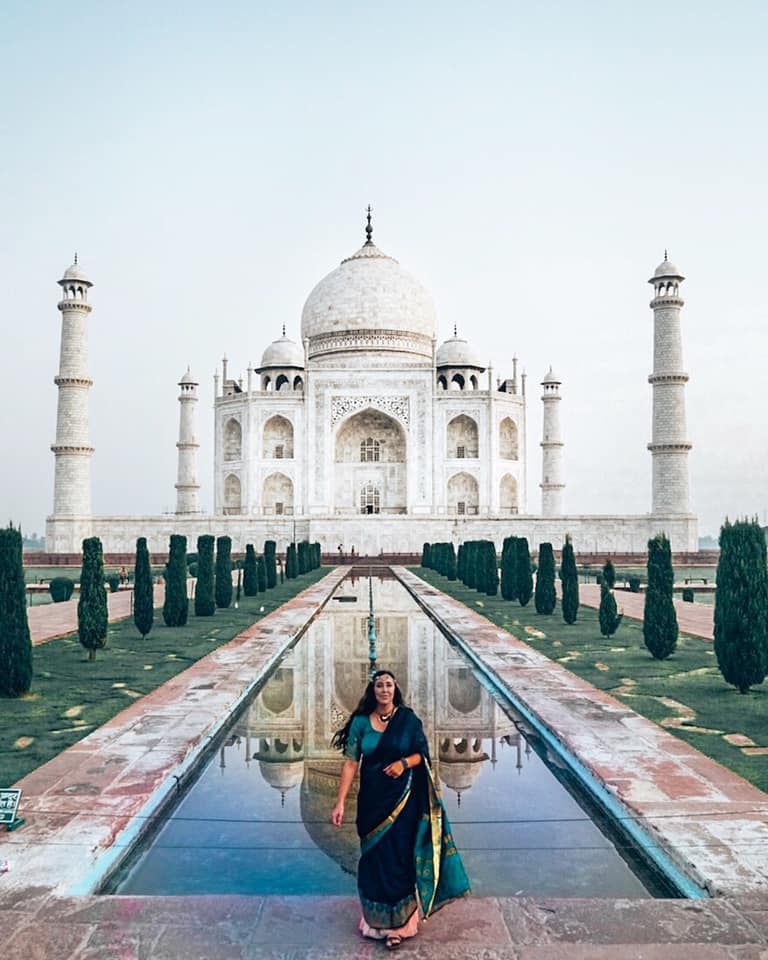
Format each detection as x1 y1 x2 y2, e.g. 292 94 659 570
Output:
108 575 668 897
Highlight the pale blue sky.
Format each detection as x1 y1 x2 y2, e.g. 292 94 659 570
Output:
2 1 766 537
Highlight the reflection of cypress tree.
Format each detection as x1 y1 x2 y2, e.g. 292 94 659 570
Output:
257 555 267 592
79 536 109 660
534 542 556 615
243 544 258 596
516 537 533 607
215 536 233 609
195 535 216 616
163 535 188 627
643 533 677 660
714 518 768 693
0 526 33 695
560 535 579 624
264 541 277 589
133 537 154 638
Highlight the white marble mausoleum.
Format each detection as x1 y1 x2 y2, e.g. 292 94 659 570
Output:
46 216 698 554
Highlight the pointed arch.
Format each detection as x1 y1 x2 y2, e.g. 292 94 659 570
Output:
499 417 518 460
223 418 242 461
447 415 478 459
263 415 294 459
263 472 293 515
500 473 518 513
224 473 241 514
447 471 478 514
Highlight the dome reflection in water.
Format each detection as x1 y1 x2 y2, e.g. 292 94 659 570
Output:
110 577 662 898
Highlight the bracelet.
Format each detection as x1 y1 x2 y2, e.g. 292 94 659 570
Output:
401 757 408 772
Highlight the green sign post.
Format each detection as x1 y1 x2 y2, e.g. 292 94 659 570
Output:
0 789 24 831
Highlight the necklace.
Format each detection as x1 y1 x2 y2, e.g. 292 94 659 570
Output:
376 709 395 722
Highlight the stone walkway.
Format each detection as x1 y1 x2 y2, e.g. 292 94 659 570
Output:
28 586 165 645
579 584 715 640
2 567 766 959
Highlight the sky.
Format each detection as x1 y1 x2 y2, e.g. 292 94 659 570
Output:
1 1 766 540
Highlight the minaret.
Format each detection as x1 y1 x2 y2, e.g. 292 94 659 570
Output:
648 254 691 514
175 368 200 513
540 368 564 516
51 256 94 516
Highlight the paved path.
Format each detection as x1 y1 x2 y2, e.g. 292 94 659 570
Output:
2 567 765 960
577 583 715 640
28 585 166 645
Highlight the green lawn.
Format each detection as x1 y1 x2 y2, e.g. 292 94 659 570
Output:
1 568 329 787
413 568 767 794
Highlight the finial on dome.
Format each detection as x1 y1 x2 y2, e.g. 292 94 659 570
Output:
74 251 78 264
664 248 668 261
365 205 373 245
453 324 457 338
282 323 286 337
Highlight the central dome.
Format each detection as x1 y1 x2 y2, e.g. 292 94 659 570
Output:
300 237 437 360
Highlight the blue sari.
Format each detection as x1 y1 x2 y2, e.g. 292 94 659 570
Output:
355 706 470 930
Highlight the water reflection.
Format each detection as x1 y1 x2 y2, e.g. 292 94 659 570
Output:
113 577 656 897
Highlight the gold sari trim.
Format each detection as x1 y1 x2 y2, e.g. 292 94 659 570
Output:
362 775 412 849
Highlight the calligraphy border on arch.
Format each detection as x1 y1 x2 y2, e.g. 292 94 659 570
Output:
331 395 410 426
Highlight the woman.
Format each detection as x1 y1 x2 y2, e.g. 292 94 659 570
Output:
331 670 470 950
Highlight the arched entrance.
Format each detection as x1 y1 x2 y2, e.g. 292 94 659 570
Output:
334 409 407 515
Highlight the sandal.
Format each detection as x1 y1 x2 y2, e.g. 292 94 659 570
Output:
385 935 402 951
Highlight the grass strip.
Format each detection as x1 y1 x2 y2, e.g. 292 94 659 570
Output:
412 568 767 794
1 568 330 787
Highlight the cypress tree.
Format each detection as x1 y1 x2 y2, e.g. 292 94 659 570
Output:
714 519 768 693
215 536 233 608
476 542 489 593
286 542 298 579
195 535 216 616
163 534 189 627
264 541 277 589
456 543 465 582
314 542 322 568
603 558 616 589
598 582 623 638
421 542 432 568
243 544 258 596
0 526 33 696
465 541 478 589
298 541 309 575
446 542 457 581
78 536 109 660
257 555 267 592
501 536 519 601
516 537 533 607
484 541 499 596
133 536 154 638
560 535 579 624
534 542 557 615
643 533 678 660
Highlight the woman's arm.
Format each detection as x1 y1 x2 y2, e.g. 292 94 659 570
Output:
382 752 422 778
331 759 359 827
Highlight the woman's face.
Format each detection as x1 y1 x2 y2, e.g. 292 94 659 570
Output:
373 673 396 709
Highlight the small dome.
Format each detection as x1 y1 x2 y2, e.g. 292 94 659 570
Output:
653 257 683 279
436 334 483 369
179 367 197 385
261 335 304 369
542 367 561 384
61 259 91 284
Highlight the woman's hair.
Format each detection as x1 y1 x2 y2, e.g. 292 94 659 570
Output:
331 669 404 752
